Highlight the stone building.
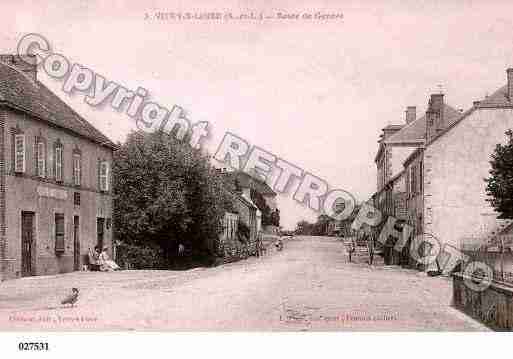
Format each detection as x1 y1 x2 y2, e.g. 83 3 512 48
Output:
373 170 409 264
219 169 278 233
0 55 116 280
403 69 513 272
373 99 461 265
214 189 259 263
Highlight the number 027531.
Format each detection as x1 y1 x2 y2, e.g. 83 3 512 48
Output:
18 342 49 351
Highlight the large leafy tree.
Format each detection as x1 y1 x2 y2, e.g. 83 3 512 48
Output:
485 130 513 218
113 131 233 264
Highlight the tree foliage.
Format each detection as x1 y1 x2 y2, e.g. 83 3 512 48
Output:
485 130 513 218
113 131 233 264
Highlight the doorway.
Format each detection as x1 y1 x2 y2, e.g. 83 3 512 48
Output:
73 216 80 271
21 212 35 277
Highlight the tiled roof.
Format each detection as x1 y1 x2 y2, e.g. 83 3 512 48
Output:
385 104 462 145
0 60 116 149
426 82 513 147
226 188 258 210
382 124 403 130
479 85 513 108
221 171 277 196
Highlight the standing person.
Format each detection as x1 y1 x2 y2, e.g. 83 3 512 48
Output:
366 228 375 265
87 247 100 271
178 243 185 256
256 232 262 257
348 232 356 263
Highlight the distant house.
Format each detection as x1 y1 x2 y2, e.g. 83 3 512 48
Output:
218 169 278 234
212 170 260 262
0 55 116 280
403 69 513 272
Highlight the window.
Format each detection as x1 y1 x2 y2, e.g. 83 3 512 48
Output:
73 192 81 206
14 134 25 173
99 160 109 191
55 213 65 253
36 141 45 178
55 144 63 182
73 153 81 186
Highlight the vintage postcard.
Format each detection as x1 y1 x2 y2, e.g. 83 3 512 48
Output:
0 1 512 355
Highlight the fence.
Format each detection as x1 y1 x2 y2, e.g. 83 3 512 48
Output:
462 234 513 287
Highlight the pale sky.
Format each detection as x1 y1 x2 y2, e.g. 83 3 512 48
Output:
2 0 513 229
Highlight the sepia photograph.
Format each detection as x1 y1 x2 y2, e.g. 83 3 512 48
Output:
0 0 512 357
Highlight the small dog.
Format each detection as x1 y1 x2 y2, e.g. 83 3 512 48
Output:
61 288 79 307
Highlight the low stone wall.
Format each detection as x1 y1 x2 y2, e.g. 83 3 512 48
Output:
453 273 513 330
219 239 257 263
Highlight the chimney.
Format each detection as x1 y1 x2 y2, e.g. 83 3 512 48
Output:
405 106 416 124
507 68 513 101
430 93 444 113
426 93 444 141
0 54 37 81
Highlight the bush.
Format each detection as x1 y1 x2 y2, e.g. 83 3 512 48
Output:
116 243 166 269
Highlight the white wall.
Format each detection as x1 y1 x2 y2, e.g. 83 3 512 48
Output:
390 146 416 179
424 108 513 249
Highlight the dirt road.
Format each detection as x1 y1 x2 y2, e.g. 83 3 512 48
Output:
0 236 487 331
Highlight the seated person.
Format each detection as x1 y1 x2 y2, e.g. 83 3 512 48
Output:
87 247 101 271
98 246 120 271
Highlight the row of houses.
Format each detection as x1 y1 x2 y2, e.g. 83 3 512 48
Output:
371 67 513 271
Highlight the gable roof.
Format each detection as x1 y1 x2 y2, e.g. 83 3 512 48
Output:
425 78 513 147
479 85 513 108
0 60 116 149
226 188 258 211
221 170 277 197
385 104 462 145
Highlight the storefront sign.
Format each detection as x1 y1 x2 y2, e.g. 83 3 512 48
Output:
37 186 68 200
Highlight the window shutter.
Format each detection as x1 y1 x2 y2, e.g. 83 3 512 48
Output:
55 145 63 182
14 134 25 173
410 167 414 195
73 153 81 186
99 161 109 191
97 159 101 190
55 213 65 253
37 142 45 178
419 161 423 192
48 147 54 179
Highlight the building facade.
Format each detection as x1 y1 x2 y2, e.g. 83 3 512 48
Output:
214 189 259 262
373 93 462 266
0 55 116 280
404 69 513 272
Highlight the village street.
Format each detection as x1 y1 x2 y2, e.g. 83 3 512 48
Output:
0 236 487 331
